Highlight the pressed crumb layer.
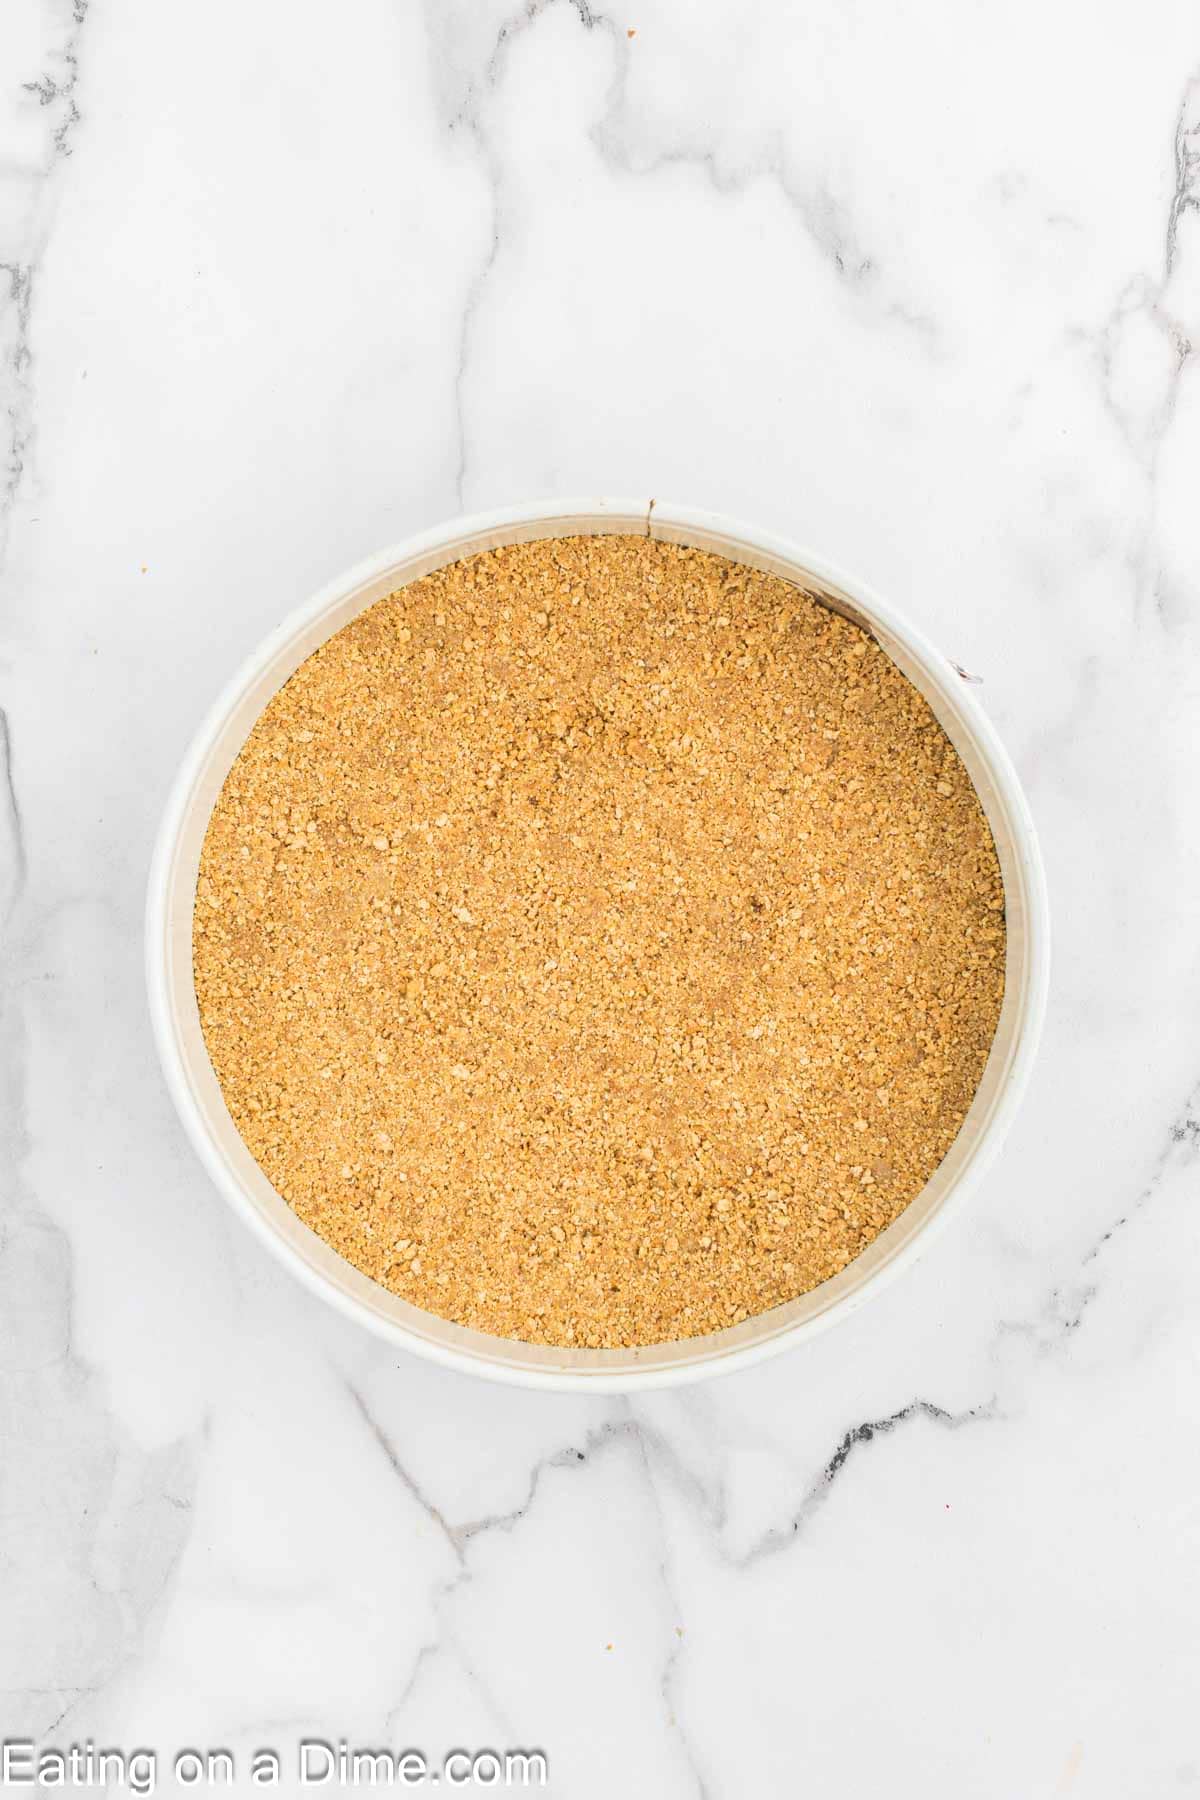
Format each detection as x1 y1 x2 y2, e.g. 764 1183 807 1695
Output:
193 536 1005 1348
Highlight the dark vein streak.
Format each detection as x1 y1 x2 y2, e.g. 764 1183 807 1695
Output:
0 707 27 918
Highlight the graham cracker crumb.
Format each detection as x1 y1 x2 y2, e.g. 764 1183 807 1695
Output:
193 536 1005 1349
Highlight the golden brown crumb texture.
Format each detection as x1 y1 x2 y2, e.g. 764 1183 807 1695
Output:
193 537 1005 1348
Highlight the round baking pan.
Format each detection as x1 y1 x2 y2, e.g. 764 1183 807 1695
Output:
146 500 1049 1389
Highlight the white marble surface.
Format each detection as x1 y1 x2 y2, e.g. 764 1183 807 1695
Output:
2 1 1199 1794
